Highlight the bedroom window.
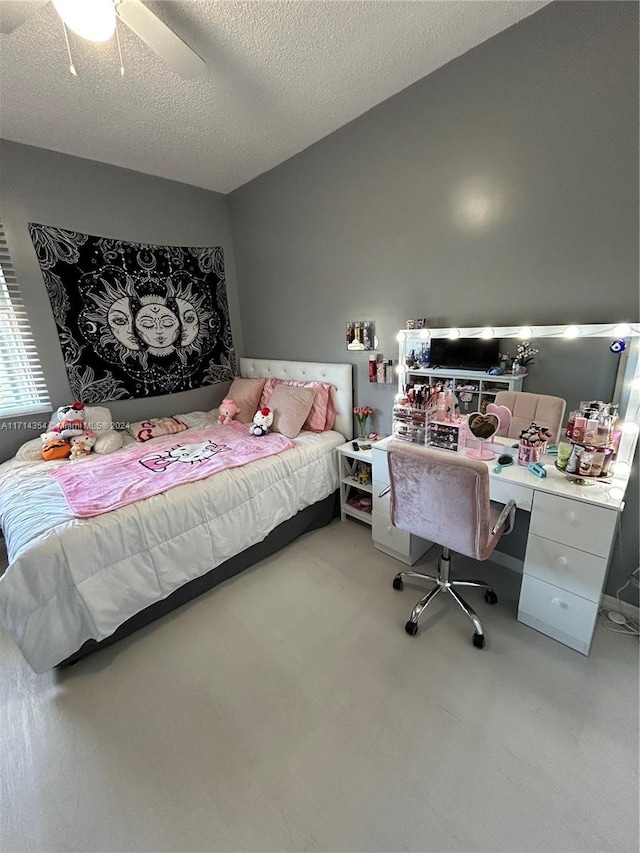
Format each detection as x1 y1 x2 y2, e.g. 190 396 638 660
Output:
0 219 51 418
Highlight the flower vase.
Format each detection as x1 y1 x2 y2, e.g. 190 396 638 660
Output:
356 419 368 441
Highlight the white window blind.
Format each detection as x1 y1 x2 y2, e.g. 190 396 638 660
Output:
0 219 51 418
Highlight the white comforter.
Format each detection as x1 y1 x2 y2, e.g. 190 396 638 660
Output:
0 429 342 672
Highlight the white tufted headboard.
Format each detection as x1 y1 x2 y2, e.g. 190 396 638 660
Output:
239 358 353 439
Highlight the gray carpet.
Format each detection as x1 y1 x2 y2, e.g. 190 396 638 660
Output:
1 520 638 853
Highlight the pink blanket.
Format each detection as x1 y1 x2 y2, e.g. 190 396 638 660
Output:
51 421 295 518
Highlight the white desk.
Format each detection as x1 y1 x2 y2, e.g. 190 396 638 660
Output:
370 436 630 655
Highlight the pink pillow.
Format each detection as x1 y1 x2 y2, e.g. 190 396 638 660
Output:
129 417 188 442
227 377 266 424
260 379 336 432
268 385 315 439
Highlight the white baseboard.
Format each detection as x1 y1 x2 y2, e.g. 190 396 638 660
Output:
601 593 640 622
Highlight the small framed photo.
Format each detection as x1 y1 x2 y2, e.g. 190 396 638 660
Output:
346 321 375 351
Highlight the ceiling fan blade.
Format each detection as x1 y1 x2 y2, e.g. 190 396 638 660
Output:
115 0 205 79
0 0 48 34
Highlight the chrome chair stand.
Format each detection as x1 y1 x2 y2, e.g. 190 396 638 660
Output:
393 547 498 649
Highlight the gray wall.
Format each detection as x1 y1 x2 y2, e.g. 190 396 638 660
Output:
228 1 639 601
0 140 242 460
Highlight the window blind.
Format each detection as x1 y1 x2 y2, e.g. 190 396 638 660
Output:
0 219 51 418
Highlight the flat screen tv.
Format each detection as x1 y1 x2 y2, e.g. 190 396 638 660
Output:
428 338 500 371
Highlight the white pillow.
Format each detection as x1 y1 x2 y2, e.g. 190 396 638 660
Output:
94 430 124 455
176 410 218 430
15 437 44 462
84 406 113 434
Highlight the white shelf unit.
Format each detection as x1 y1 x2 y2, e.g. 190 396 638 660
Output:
337 442 373 526
399 366 526 413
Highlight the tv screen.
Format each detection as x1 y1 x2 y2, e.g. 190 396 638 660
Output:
428 338 500 371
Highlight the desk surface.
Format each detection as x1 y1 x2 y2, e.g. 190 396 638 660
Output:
372 436 629 513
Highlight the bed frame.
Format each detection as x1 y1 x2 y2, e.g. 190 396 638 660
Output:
60 359 353 667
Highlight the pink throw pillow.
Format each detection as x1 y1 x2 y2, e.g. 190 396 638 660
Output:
129 417 188 442
227 377 266 423
260 379 336 432
268 385 316 439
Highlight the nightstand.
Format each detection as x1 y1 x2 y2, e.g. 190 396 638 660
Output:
337 441 373 525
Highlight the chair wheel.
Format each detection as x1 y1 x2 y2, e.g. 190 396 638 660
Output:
393 575 404 591
484 590 498 605
473 633 486 649
405 621 419 637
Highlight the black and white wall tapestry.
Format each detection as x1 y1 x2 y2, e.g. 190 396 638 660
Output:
28 224 236 402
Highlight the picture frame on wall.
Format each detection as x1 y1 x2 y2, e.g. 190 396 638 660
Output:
346 321 375 351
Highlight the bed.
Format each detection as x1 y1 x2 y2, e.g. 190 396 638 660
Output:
0 358 352 673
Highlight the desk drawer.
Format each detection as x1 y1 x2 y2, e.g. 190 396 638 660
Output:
372 512 411 555
523 533 608 603
518 574 598 655
372 448 390 486
490 479 533 512
373 479 391 516
530 492 617 558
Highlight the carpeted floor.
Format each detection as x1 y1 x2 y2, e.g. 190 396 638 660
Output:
1 520 638 852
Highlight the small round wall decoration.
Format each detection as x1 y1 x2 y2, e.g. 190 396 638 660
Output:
609 339 627 354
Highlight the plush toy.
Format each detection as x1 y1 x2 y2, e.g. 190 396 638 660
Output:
69 430 97 461
42 437 72 462
218 398 240 426
43 403 86 441
249 407 274 437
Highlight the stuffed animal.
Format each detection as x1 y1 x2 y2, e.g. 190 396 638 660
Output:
249 407 274 436
218 398 240 426
42 437 72 462
69 430 97 461
43 403 86 441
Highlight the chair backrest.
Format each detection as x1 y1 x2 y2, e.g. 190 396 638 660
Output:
493 391 566 443
387 441 498 562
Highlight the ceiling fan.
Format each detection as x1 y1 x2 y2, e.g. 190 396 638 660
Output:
0 0 206 78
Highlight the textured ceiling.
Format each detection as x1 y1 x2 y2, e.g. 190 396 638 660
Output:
0 0 549 193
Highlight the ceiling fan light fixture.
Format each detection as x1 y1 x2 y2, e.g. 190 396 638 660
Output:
52 0 116 42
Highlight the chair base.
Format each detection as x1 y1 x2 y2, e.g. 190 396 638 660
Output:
393 548 497 647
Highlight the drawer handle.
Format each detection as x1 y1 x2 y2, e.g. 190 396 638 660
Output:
557 556 568 566
551 597 569 610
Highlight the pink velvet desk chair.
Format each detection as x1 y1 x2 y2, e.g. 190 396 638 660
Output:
387 441 516 648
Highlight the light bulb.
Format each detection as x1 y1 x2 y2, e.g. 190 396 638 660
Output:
419 329 430 339
480 327 494 339
631 377 640 391
448 328 461 340
614 323 631 338
608 487 624 501
396 332 406 342
519 326 533 339
564 325 580 339
622 421 640 435
395 364 406 375
53 0 116 42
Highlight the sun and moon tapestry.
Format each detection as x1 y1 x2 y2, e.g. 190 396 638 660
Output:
28 223 236 402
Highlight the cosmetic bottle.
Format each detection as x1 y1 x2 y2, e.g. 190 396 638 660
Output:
377 361 385 383
572 415 587 443
368 354 377 383
566 411 576 439
436 393 446 421
566 445 582 474
584 417 599 445
386 360 394 383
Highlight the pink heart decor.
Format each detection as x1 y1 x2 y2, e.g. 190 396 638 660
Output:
485 404 512 437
